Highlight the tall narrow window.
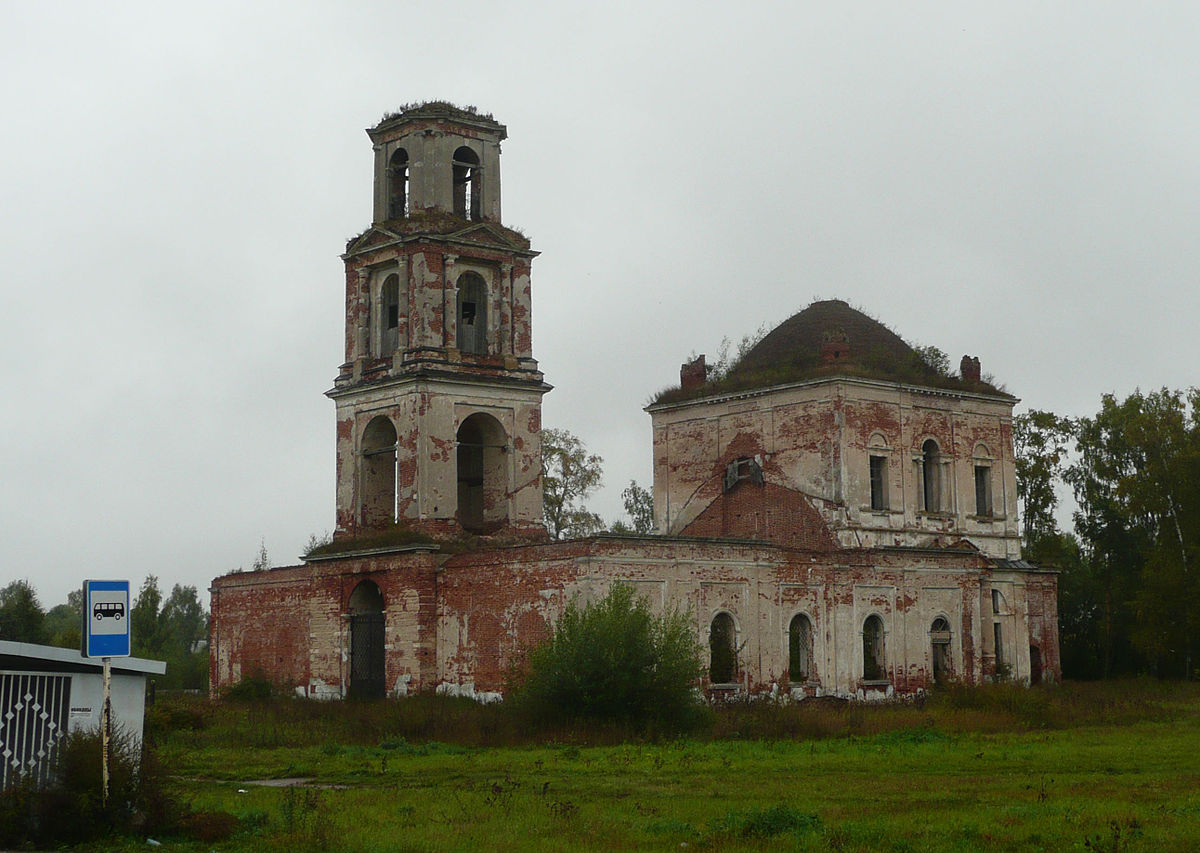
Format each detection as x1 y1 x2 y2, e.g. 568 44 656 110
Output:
788 614 812 683
453 146 481 220
388 148 409 219
869 455 888 511
380 274 400 356
974 465 993 517
709 613 737 684
863 615 886 681
456 272 488 354
921 439 941 512
930 617 951 683
993 622 1005 672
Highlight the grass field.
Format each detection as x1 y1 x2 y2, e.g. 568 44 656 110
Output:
82 681 1200 851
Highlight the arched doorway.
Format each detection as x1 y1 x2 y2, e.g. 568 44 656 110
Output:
456 413 508 532
348 580 385 699
930 617 952 683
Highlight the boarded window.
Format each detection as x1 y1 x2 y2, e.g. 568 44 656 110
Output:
456 272 488 354
869 455 888 510
788 614 812 682
974 465 992 516
863 615 886 681
709 613 737 684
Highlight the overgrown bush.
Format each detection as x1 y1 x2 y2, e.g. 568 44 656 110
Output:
513 584 704 732
0 728 197 847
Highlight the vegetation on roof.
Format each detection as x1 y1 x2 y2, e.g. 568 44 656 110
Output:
346 212 529 253
304 524 439 559
376 101 496 127
651 299 1010 406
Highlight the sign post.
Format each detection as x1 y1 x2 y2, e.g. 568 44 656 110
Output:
82 580 131 806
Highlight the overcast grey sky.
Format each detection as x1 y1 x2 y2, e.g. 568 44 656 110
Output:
2 2 1198 609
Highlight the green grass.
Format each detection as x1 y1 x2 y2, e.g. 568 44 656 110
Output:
93 681 1200 851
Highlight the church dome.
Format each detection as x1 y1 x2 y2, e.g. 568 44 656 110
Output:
653 299 1010 406
730 299 916 379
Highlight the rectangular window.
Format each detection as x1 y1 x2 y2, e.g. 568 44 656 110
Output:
974 465 992 517
993 622 1004 668
869 455 888 511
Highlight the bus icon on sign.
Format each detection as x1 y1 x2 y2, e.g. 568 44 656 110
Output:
93 602 125 621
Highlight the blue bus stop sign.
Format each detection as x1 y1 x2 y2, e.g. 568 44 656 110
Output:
83 580 131 658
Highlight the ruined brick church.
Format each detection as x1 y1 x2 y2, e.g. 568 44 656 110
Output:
210 103 1060 700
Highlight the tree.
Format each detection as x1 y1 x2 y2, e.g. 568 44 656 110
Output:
0 580 46 644
541 427 604 539
913 344 951 377
1013 409 1075 549
515 583 703 730
44 589 83 650
131 576 166 658
1065 388 1200 678
611 480 655 534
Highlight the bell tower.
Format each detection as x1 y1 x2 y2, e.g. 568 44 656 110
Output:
327 103 550 541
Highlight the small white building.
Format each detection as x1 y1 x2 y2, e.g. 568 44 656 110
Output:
0 641 165 788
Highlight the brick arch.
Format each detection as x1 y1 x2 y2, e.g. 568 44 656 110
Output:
679 480 838 550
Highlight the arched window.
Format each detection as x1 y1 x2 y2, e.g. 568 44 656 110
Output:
360 417 397 528
973 443 993 517
456 272 488 354
921 439 941 512
348 580 385 698
863 615 886 681
452 146 481 220
380 274 401 357
388 148 409 218
788 614 813 683
709 612 737 684
456 412 508 531
930 617 951 683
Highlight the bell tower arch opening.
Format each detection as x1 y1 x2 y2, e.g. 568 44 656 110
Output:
456 413 509 532
387 148 408 219
456 272 488 354
360 416 397 529
452 146 481 220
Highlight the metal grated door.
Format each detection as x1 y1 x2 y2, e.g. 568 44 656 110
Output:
0 673 71 789
349 613 386 699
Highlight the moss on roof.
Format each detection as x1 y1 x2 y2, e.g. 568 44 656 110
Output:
651 300 1011 406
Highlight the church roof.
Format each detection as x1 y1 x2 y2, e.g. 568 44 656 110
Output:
370 101 506 138
652 299 1011 406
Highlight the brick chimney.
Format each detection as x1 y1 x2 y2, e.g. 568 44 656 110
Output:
960 355 981 382
680 355 707 390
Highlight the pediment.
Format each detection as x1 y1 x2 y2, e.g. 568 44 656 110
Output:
447 222 521 249
347 227 402 253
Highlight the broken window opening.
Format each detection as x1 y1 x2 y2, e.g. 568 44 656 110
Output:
992 589 1005 615
709 612 737 684
455 272 488 354
788 614 813 683
388 148 409 219
380 274 401 357
862 614 886 681
974 465 993 517
360 416 397 529
452 146 481 221
993 622 1005 673
869 455 888 511
724 457 764 492
921 439 941 512
930 616 951 683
